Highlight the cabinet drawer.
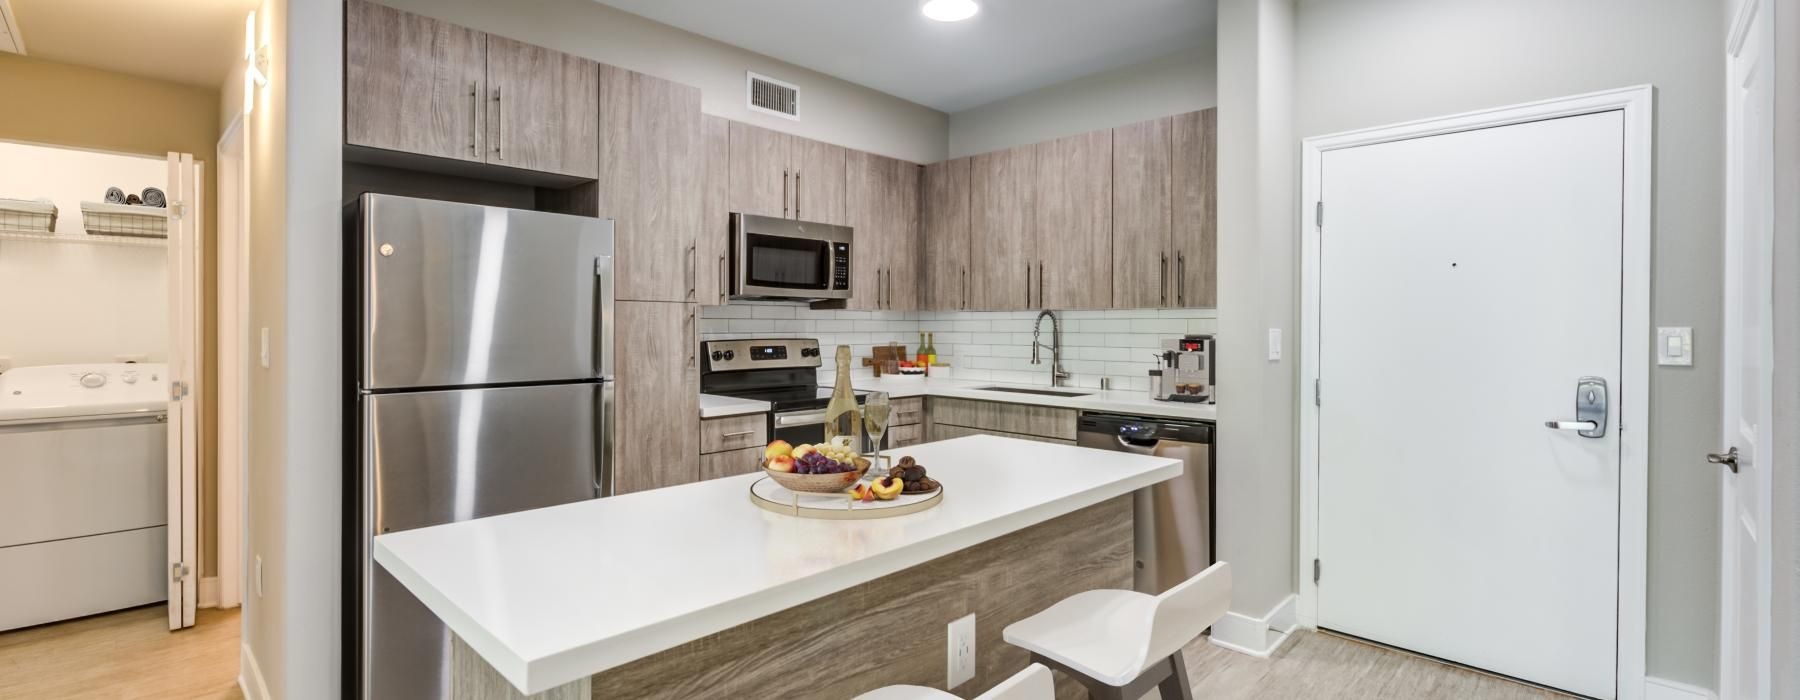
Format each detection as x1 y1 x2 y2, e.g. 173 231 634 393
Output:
927 397 1076 441
700 446 763 481
701 413 768 454
888 423 924 448
926 422 1075 446
891 397 925 427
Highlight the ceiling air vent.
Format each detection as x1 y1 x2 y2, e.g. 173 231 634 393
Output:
747 72 799 120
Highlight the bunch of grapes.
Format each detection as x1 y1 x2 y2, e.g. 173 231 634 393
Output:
795 451 849 474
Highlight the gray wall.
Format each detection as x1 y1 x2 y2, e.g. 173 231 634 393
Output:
374 0 949 164
1772 0 1800 694
1293 0 1724 687
946 44 1217 158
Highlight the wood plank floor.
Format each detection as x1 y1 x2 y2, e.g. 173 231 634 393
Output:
1153 630 1568 700
0 605 242 700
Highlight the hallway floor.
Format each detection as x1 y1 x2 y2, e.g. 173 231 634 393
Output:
0 605 242 699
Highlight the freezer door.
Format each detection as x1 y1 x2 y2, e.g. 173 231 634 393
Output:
360 194 615 390
362 382 607 700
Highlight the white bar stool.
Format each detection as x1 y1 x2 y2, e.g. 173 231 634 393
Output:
853 663 1054 700
1001 561 1231 700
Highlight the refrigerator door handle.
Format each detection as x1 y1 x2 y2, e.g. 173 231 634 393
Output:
594 255 615 380
596 381 615 497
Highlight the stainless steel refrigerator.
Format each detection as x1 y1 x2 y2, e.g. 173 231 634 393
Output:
346 193 614 699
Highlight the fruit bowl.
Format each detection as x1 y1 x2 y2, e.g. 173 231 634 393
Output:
762 457 871 493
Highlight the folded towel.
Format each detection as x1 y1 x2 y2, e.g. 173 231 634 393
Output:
125 193 143 205
104 187 127 205
141 187 167 208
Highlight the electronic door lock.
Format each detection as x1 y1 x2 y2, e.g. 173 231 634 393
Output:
1544 376 1607 438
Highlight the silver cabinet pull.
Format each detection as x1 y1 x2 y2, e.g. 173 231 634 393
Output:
1160 253 1169 306
1707 446 1740 473
686 309 697 368
1024 264 1031 307
686 243 697 300
1037 262 1044 308
468 82 478 156
717 253 728 304
961 267 968 309
1177 253 1186 306
775 410 827 427
1544 376 1607 438
782 169 790 218
885 268 892 308
721 430 755 438
795 170 802 220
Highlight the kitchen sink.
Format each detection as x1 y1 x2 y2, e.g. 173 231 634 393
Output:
973 386 1092 398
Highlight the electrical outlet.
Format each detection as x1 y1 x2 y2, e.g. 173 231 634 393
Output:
1267 328 1283 361
947 613 976 689
255 556 264 598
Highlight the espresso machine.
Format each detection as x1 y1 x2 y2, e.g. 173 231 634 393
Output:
1152 335 1215 403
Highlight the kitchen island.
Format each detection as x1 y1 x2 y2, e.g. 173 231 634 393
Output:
373 435 1180 699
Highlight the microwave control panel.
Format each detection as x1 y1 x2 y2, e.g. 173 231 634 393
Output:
831 242 851 291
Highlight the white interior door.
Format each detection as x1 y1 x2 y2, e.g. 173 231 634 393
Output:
1720 0 1774 695
165 152 202 630
1316 112 1624 698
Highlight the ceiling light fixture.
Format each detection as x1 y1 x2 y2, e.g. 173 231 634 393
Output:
922 0 979 22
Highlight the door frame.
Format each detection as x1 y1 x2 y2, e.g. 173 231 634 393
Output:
216 114 248 610
1296 85 1653 698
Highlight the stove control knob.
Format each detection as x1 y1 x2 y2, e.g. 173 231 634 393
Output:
710 351 724 362
723 350 736 361
80 372 106 388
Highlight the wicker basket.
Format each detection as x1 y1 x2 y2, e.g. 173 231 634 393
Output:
0 198 57 233
80 201 169 238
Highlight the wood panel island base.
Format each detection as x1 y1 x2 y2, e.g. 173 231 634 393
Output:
375 436 1179 700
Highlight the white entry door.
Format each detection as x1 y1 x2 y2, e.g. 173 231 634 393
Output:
1719 0 1774 695
1316 112 1624 698
165 152 203 630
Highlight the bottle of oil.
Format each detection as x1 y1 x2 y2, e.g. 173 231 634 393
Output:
823 345 861 447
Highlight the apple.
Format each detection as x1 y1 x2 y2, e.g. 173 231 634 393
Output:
766 455 796 473
791 444 817 460
764 439 793 460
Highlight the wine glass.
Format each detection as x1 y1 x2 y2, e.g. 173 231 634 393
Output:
862 391 891 479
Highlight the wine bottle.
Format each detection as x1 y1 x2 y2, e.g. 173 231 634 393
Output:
823 345 861 447
916 332 928 367
925 332 938 367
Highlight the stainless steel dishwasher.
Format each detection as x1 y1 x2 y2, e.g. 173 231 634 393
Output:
1077 412 1214 595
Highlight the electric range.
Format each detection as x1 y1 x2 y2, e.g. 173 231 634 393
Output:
698 338 878 450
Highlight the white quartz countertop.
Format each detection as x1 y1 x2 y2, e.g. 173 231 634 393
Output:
372 435 1180 694
828 375 1217 422
698 392 771 419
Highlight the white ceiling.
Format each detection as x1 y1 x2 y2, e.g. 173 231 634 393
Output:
592 0 1215 113
9 0 258 87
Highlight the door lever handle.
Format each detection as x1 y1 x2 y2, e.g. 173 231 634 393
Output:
1545 376 1608 438
1544 420 1599 431
1707 446 1740 473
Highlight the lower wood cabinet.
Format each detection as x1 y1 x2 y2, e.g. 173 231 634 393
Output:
887 397 926 448
926 396 1077 442
614 301 699 494
926 422 1076 447
888 423 925 448
700 446 764 482
701 413 767 454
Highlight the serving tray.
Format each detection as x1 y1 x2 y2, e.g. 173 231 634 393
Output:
749 477 943 520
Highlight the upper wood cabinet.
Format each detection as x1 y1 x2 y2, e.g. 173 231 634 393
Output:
969 145 1037 311
485 36 599 179
1034 130 1113 310
1112 116 1175 309
846 151 920 311
1172 109 1218 308
596 65 704 303
615 301 700 494
698 115 732 306
727 122 847 225
344 0 598 179
921 158 972 311
345 0 488 164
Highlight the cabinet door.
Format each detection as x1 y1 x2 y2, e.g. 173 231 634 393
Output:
792 137 847 225
614 301 700 494
1034 130 1112 310
1173 109 1218 308
697 115 732 305
485 36 599 179
598 65 703 303
884 161 921 311
700 446 763 481
921 158 972 311
1112 117 1174 309
846 151 919 311
729 122 793 219
344 0 486 163
969 146 1036 311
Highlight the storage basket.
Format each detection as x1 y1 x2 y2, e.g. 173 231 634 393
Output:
80 201 169 238
0 198 58 233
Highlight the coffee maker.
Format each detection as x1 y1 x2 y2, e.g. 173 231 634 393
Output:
1153 335 1215 403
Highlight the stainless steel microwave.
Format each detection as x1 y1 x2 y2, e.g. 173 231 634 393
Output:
730 213 853 301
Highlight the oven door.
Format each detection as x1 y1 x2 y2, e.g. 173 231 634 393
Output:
731 213 852 301
771 408 883 452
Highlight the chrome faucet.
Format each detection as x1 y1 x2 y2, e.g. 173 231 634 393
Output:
1030 309 1071 387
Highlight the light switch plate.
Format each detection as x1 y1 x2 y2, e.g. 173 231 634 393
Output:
947 613 976 689
1268 328 1283 361
1657 327 1692 366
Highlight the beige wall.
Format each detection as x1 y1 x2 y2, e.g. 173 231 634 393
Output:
0 53 223 578
372 0 949 164
947 44 1217 158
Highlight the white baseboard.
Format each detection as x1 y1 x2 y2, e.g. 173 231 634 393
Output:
240 642 271 700
1209 594 1298 658
199 576 220 608
1643 677 1715 700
